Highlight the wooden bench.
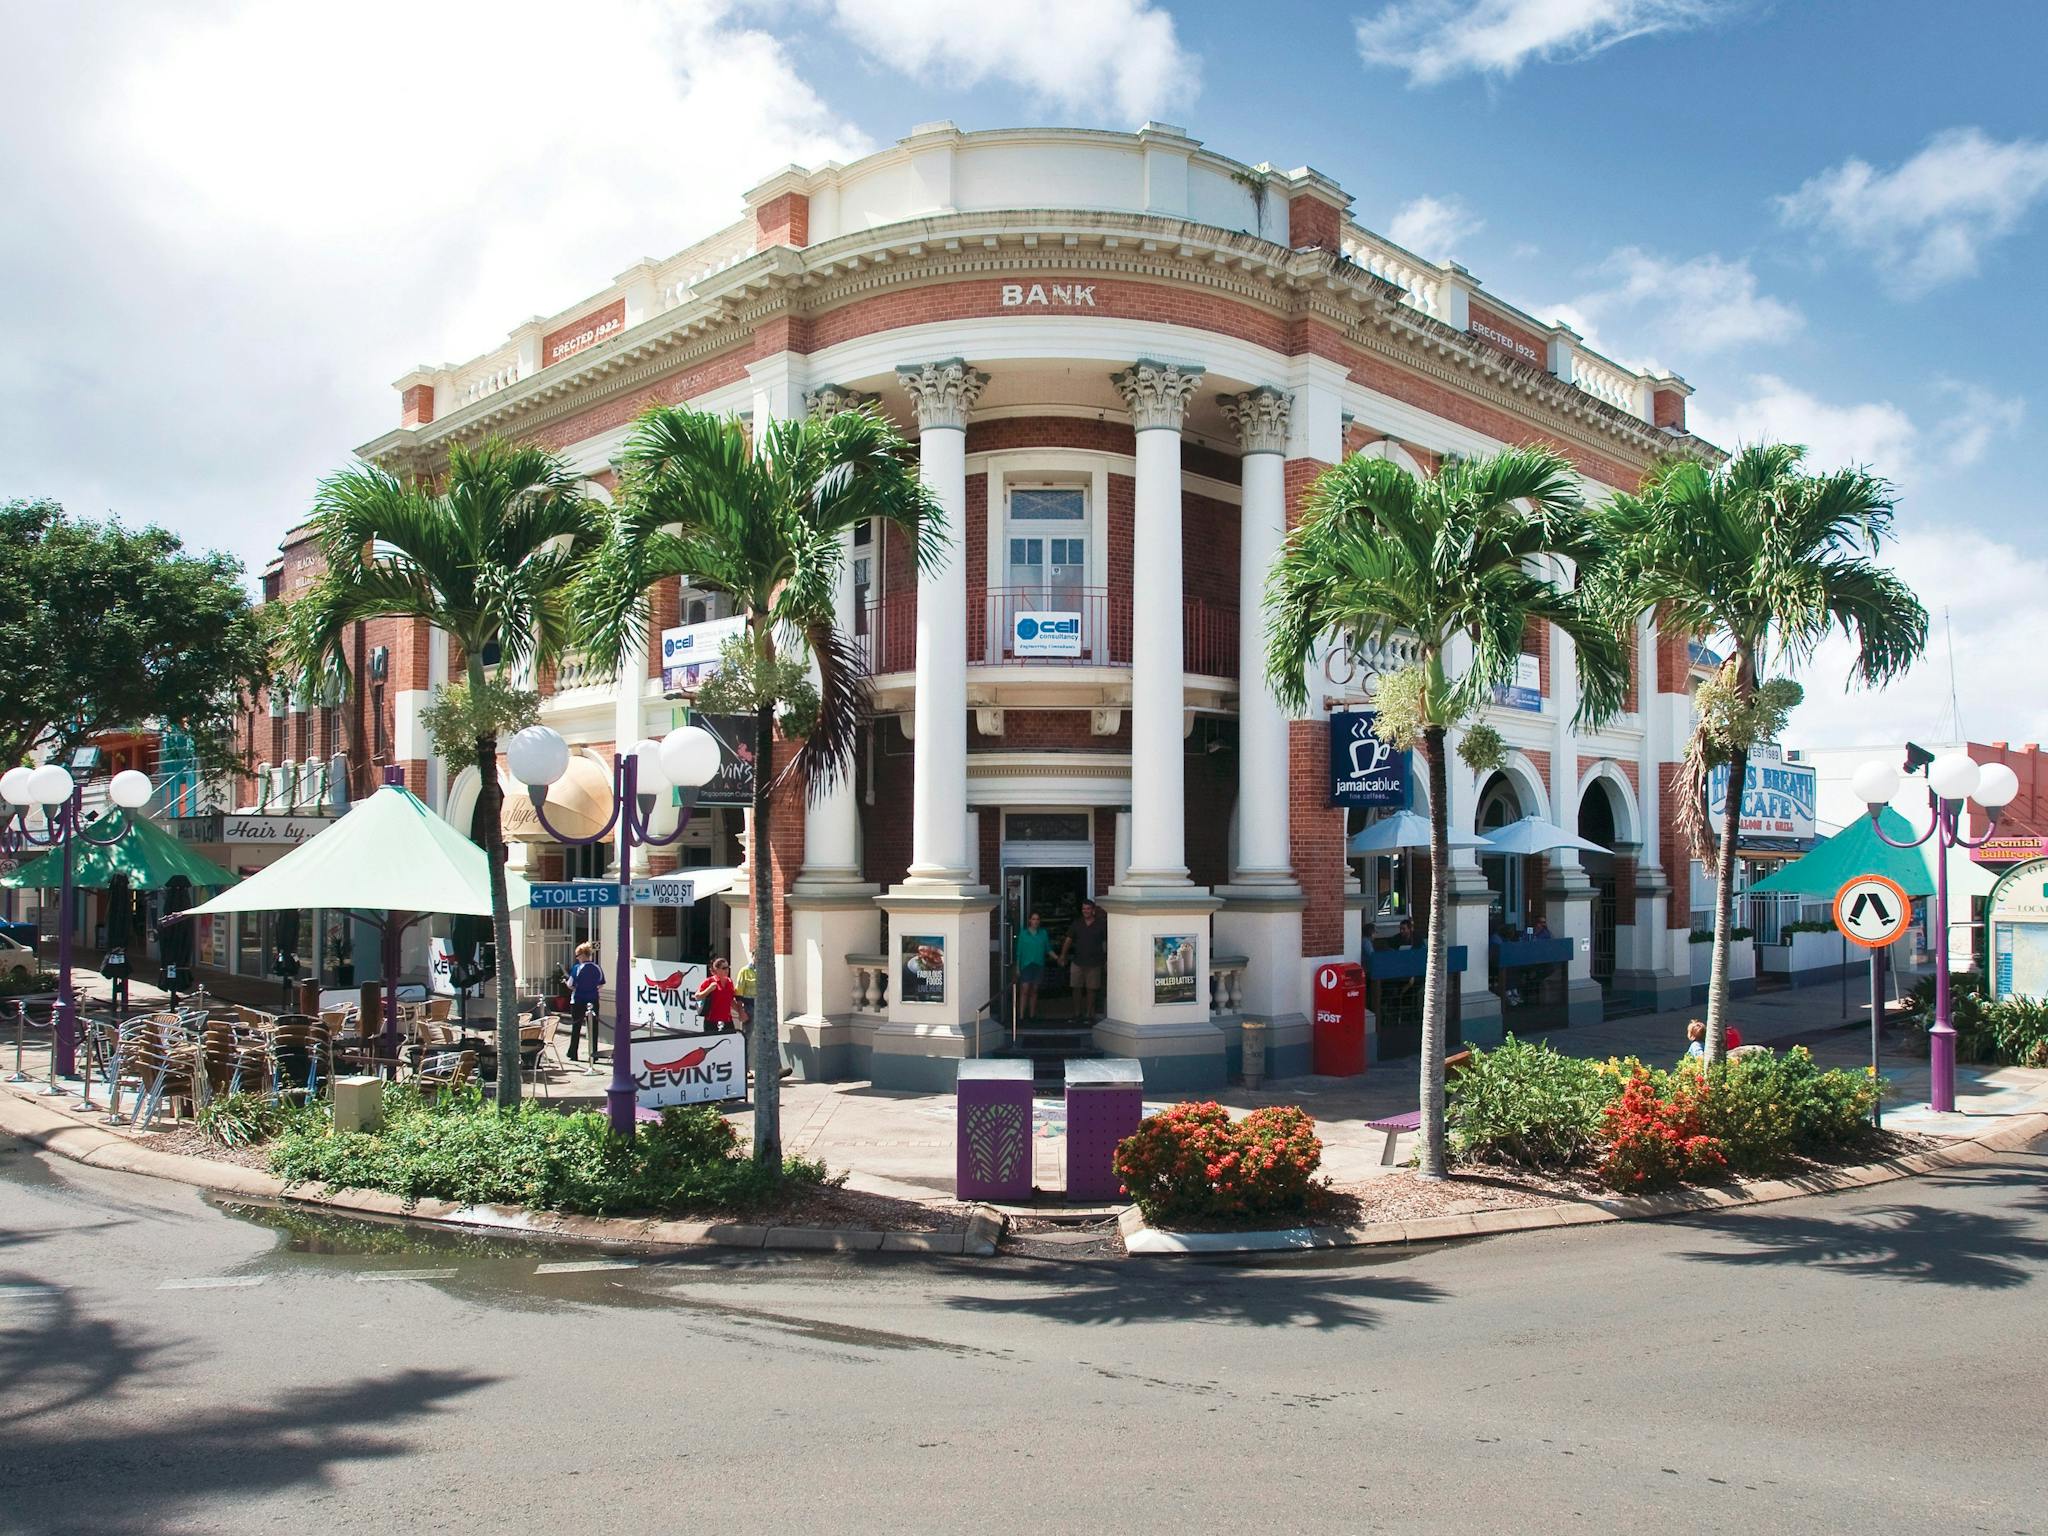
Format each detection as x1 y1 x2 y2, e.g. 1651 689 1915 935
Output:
1365 1050 1474 1164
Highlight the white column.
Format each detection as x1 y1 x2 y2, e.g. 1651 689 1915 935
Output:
896 358 987 888
797 384 878 885
1220 387 1294 886
1113 359 1203 886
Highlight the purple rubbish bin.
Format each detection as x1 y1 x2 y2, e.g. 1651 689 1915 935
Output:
956 1058 1035 1202
1064 1057 1143 1202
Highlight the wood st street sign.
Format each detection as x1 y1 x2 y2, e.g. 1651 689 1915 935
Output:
1833 874 1911 949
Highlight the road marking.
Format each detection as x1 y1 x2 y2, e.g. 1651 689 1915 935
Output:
160 1276 267 1290
355 1268 458 1283
534 1260 639 1275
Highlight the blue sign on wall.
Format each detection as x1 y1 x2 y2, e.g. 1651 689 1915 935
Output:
1329 710 1410 808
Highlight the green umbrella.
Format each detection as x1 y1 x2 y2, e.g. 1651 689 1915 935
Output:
0 809 238 892
187 783 529 916
1746 806 1936 897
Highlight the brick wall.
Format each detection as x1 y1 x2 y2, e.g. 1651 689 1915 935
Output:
970 710 1129 749
1182 492 1240 613
401 383 434 427
1288 195 1342 252
542 299 626 370
1107 472 1135 605
1523 616 1551 696
1290 720 1346 955
977 809 999 889
1654 614 1694 694
1094 812 1118 897
1652 388 1686 431
1659 761 1689 925
861 721 914 891
964 472 987 601
754 191 809 249
646 580 680 679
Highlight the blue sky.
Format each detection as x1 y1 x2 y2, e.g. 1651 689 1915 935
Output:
3 0 2044 747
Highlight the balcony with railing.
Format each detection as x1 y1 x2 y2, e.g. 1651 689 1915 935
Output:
858 587 1238 678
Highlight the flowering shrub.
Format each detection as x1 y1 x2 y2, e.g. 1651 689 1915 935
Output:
1447 1035 1618 1170
1112 1101 1324 1225
1597 1067 1727 1192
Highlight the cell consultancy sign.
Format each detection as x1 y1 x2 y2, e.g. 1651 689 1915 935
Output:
1011 611 1081 658
660 614 747 695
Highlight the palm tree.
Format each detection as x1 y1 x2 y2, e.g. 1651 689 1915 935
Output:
288 439 605 1106
576 404 942 1167
1592 445 1925 1060
1266 447 1630 1178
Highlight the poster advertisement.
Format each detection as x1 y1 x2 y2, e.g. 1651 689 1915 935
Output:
659 614 748 696
1493 653 1542 712
634 1031 747 1109
1327 709 1410 808
630 958 708 1032
1153 933 1199 1004
428 937 456 996
694 714 758 807
899 934 946 1004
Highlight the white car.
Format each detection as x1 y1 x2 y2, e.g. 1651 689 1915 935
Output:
0 930 36 979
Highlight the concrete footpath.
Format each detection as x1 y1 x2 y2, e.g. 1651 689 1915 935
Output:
9 965 2048 1206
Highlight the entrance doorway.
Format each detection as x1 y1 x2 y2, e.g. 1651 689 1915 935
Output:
1000 865 1089 1022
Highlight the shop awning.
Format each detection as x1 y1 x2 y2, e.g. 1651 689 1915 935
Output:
501 756 615 844
0 810 238 892
1747 807 1937 897
188 784 530 916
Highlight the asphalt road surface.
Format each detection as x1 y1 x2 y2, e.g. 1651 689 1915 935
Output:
2 1135 2043 1536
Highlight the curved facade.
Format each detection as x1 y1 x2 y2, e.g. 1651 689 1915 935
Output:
327 121 1717 1088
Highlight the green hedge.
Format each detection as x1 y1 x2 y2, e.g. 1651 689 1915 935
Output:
1447 1035 1613 1169
1901 972 2048 1067
268 1084 832 1216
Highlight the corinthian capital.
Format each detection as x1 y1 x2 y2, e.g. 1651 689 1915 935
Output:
1112 359 1205 432
804 383 879 420
894 358 989 432
1218 386 1293 456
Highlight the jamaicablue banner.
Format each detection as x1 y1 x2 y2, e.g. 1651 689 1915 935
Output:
1328 709 1409 808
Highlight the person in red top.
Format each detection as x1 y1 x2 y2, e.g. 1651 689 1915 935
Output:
695 957 737 1033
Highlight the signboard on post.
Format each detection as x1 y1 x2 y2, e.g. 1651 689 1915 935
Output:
693 714 757 807
1833 874 1911 949
659 615 748 695
634 1032 746 1109
1011 611 1082 658
630 958 708 1031
428 937 456 996
528 881 623 910
1328 710 1409 808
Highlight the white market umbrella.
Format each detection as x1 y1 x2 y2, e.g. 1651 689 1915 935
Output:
1479 814 1611 857
1347 810 1488 855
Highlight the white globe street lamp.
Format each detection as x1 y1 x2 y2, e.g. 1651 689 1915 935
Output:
1857 747 2014 1113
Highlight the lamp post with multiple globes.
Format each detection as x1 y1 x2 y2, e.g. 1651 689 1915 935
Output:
503 722 721 1137
0 761 155 1081
1850 750 2019 1114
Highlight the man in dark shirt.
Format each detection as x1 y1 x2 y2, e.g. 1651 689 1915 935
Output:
1059 899 1109 1024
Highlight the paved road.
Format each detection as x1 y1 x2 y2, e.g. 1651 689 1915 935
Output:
3 1137 2044 1535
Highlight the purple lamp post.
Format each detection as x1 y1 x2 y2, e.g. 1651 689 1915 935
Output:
0 761 155 1081
1853 751 2019 1114
504 722 720 1137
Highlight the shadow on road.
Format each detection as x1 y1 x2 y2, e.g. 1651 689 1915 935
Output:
944 1262 1449 1330
1671 1185 2048 1291
0 1270 495 1536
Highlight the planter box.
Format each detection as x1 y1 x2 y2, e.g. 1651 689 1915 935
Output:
1761 930 1854 985
1689 939 1756 1000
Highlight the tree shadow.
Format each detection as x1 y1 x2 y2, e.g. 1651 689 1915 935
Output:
0 1272 495 1536
1671 1198 2048 1291
943 1261 1449 1331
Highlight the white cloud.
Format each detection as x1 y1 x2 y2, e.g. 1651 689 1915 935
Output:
1386 195 1484 259
1778 128 2048 292
1932 378 2026 469
1356 0 1734 85
1688 375 1918 480
0 1 870 579
1547 248 1801 369
1788 527 2048 751
816 0 1197 122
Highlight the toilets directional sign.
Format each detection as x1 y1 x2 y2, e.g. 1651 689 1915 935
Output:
1833 874 1911 949
528 882 624 910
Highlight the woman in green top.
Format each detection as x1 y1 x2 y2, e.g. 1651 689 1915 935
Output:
1014 910 1054 1024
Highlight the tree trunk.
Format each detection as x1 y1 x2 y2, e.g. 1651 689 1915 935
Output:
1418 722 1452 1179
749 697 782 1167
476 728 521 1108
1703 737 1747 1065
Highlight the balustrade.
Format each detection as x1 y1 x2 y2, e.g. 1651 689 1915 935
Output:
1208 954 1249 1017
846 954 890 1017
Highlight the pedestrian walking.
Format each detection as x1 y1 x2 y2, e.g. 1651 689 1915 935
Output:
736 960 757 1031
1058 899 1108 1025
567 942 604 1067
1014 910 1052 1024
695 957 737 1033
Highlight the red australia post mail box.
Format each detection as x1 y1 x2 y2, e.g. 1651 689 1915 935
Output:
1313 962 1368 1077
